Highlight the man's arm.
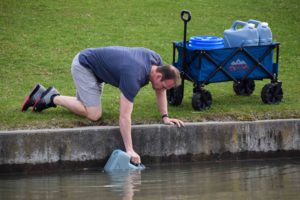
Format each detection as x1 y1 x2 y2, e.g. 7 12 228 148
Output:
155 89 184 127
119 93 141 164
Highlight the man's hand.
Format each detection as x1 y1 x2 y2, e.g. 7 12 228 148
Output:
126 149 141 165
163 117 184 127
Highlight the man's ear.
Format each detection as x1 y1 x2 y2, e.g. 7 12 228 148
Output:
156 73 162 81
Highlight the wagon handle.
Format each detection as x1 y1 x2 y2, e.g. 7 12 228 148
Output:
180 10 191 47
180 10 191 72
181 10 191 23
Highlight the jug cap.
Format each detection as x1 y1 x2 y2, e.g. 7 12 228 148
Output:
248 23 255 29
261 22 269 27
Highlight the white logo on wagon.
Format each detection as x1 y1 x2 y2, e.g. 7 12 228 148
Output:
228 59 249 71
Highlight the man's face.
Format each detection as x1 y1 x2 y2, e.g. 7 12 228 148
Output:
151 75 175 91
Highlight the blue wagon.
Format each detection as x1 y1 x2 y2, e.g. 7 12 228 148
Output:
167 10 283 110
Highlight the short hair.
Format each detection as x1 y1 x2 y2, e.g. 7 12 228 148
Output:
156 64 181 87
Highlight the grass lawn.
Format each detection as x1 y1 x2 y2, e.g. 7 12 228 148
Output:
1 0 299 130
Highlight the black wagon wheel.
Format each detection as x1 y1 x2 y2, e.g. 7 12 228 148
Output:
167 85 184 106
233 79 255 96
261 82 283 104
192 89 212 110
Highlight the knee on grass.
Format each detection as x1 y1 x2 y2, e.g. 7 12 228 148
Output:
86 111 102 121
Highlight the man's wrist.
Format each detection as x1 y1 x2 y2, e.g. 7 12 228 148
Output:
161 114 169 119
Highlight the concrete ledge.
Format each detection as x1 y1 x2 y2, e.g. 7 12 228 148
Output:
0 119 299 173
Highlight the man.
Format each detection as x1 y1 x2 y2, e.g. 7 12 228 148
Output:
21 46 184 164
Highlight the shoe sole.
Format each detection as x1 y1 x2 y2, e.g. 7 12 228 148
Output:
32 97 42 112
20 96 31 111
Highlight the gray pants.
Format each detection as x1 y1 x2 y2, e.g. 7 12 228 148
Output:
71 53 104 107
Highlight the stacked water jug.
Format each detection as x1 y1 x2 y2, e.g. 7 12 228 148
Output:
223 19 272 48
187 19 272 50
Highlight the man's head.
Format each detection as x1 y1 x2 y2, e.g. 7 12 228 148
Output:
150 64 181 90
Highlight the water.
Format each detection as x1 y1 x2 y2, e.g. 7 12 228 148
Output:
1 158 300 200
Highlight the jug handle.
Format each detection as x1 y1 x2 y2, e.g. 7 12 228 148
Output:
231 20 247 30
248 19 261 27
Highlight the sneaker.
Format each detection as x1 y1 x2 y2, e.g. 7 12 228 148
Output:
33 86 60 112
21 84 46 111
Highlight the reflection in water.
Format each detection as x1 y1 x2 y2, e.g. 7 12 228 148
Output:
0 158 300 200
106 171 141 200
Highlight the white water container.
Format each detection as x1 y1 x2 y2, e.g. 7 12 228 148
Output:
224 20 259 48
104 149 145 172
248 19 272 45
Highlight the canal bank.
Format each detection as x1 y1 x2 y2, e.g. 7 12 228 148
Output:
0 119 299 173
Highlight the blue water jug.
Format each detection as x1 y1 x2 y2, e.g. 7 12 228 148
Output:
248 19 272 45
188 36 224 50
104 149 145 172
224 20 259 48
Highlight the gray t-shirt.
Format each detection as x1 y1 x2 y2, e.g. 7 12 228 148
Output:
78 46 163 102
